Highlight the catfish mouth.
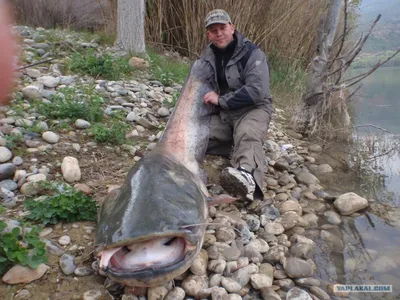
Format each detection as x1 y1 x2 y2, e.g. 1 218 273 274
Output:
99 236 197 276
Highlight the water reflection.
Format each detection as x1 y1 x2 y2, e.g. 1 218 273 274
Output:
307 67 400 299
309 212 400 299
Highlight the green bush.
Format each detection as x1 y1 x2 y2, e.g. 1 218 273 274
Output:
0 221 47 275
24 183 98 225
90 121 131 145
269 52 307 93
36 86 105 123
147 48 190 85
68 49 133 80
5 135 24 149
163 91 180 108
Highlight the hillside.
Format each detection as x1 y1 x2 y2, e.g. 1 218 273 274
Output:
356 0 400 53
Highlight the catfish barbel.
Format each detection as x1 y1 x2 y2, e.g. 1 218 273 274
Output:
94 59 235 287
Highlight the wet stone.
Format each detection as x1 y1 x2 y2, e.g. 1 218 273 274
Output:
294 278 321 287
320 230 344 253
334 192 369 215
323 210 342 225
301 213 319 228
309 286 330 300
283 257 313 278
295 171 319 186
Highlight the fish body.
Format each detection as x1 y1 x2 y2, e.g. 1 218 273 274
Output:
95 60 215 287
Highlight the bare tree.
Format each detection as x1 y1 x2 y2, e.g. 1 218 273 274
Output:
293 0 400 138
116 0 146 53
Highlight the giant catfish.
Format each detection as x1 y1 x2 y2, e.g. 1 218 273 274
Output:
95 59 235 287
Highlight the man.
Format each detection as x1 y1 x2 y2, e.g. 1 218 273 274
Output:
201 9 274 201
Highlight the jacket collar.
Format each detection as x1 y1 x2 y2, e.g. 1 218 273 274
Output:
203 31 249 67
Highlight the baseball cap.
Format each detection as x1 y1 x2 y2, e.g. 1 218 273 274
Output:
204 9 232 28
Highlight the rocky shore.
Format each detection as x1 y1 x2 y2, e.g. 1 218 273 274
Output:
0 27 377 300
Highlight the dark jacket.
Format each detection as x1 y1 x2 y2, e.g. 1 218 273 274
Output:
201 31 274 120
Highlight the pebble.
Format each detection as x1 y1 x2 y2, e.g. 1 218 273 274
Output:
334 192 369 215
2 264 49 284
165 287 185 300
59 253 76 275
286 287 313 299
265 222 285 235
14 289 32 300
283 257 313 278
0 28 388 300
190 249 208 276
75 119 91 129
0 147 12 163
61 156 81 183
0 179 18 191
42 131 60 144
22 85 41 100
58 235 71 245
12 156 24 165
74 267 94 276
126 112 137 121
157 107 170 117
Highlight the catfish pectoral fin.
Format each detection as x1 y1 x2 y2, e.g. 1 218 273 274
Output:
207 194 239 206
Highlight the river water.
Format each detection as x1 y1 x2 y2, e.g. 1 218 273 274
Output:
309 67 400 299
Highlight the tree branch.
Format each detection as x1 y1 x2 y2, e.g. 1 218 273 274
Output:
15 58 56 71
353 124 393 134
342 14 381 74
343 48 400 88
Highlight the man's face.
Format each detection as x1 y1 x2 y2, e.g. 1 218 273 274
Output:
206 23 235 49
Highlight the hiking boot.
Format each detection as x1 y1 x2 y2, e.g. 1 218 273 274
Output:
219 167 256 201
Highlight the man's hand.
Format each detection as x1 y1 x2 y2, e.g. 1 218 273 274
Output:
204 91 219 105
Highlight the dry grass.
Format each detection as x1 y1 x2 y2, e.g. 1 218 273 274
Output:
11 0 106 31
10 0 329 65
291 88 353 140
145 0 329 63
10 0 334 129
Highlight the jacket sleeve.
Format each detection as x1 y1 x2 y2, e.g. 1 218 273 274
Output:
218 49 270 110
